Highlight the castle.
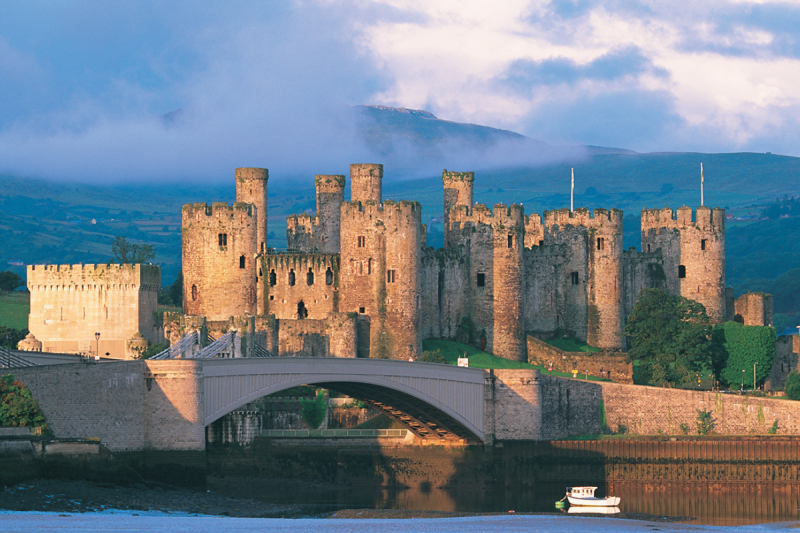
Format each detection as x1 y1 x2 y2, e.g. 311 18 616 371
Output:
177 164 737 361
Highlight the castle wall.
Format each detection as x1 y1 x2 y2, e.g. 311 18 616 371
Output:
339 200 422 360
285 175 346 253
735 292 774 327
641 206 726 322
526 335 633 383
25 264 160 359
258 253 339 320
765 335 800 390
622 249 667 321
182 202 257 321
286 214 318 252
523 245 570 337
235 168 269 254
448 204 525 360
419 247 470 341
275 313 357 358
350 164 383 204
442 170 474 248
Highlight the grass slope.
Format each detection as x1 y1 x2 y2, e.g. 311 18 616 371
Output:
0 292 29 330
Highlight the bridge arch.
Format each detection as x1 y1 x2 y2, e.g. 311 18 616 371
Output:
201 358 486 442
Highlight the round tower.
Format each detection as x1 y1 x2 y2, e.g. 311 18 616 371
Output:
491 204 525 361
235 167 268 253
680 206 726 322
587 209 624 349
315 174 346 253
442 170 474 248
350 164 383 204
182 202 257 321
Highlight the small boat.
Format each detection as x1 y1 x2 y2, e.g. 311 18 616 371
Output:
566 486 620 507
568 506 620 515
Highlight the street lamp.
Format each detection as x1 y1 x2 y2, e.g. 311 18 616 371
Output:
741 369 746 392
95 332 100 359
754 361 759 391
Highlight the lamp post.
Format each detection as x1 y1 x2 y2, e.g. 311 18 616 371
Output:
754 361 759 391
741 369 745 392
95 332 100 359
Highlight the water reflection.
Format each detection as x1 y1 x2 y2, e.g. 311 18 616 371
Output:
210 476 800 525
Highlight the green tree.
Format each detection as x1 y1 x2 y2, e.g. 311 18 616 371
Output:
0 271 23 292
784 372 800 400
625 289 718 386
300 389 327 429
419 349 448 364
169 271 183 308
0 375 49 431
713 321 776 389
0 327 28 350
111 236 156 264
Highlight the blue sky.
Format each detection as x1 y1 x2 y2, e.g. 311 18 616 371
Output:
1 0 799 181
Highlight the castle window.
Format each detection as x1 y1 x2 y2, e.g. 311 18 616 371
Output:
647 244 651 252
678 265 686 278
539 240 544 247
192 285 197 301
596 237 605 250
571 272 579 285
288 269 296 286
307 268 314 285
387 270 396 283
297 301 308 319
357 236 366 248
368 258 372 275
701 239 707 251
239 255 246 269
269 295 274 300
508 235 514 248
218 233 227 247
326 267 333 285
359 307 365 314
269 270 276 286
477 273 485 287
359 262 363 275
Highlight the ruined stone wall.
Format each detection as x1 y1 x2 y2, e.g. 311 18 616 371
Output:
419 246 469 340
735 292 774 327
12 360 205 452
526 335 633 383
182 202 257 321
286 214 318 252
448 204 525 360
339 200 422 360
25 264 160 359
234 167 268 254
257 253 339 320
766 335 800 390
442 170 474 248
275 313 357 357
622 249 667 320
641 206 726 322
350 164 383 204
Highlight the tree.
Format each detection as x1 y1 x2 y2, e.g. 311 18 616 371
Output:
111 236 156 264
785 372 800 400
0 271 23 292
169 271 183 308
713 321 776 389
0 327 28 350
625 289 718 386
300 389 327 429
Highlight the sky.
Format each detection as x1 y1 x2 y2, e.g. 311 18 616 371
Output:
1 0 800 182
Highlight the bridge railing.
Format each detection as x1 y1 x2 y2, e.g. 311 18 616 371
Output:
261 429 408 438
0 347 37 369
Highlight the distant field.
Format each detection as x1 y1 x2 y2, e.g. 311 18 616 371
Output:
0 291 29 330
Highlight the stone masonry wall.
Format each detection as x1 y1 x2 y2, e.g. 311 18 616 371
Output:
275 313 357 357
735 292 774 327
419 246 469 341
26 264 160 359
258 254 339 319
526 335 633 383
765 335 800 390
234 167 269 254
622 249 667 320
350 164 383 204
10 361 204 452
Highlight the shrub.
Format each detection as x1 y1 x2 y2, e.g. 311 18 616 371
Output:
696 409 715 435
769 419 779 434
616 424 628 435
418 349 448 365
714 322 776 389
0 375 49 432
679 422 690 435
785 372 800 400
300 389 327 429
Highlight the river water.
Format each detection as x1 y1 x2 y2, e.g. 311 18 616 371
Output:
1 513 798 533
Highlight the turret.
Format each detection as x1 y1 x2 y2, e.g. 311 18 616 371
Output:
235 167 268 254
315 174 345 252
182 202 257 321
350 164 383 204
442 170 474 248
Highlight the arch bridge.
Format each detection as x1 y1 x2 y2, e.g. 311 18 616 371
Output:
202 358 486 443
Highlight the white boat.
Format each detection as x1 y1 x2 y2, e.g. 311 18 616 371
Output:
566 486 621 507
568 506 621 515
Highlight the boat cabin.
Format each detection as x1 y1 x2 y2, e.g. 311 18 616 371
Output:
567 486 597 498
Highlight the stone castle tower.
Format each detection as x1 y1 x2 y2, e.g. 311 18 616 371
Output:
640 206 726 322
234 167 268 254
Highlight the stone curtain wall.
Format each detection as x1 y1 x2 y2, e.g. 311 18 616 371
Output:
486 370 800 441
765 335 800 390
12 361 205 452
526 335 633 384
735 292 775 327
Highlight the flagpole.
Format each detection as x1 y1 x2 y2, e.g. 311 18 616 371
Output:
571 168 574 212
701 163 704 207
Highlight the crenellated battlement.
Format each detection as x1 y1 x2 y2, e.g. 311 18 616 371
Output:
27 263 160 291
341 199 422 226
442 170 475 184
640 205 725 232
262 253 340 271
449 203 525 230
235 167 268 183
315 174 346 191
182 202 255 220
542 207 623 231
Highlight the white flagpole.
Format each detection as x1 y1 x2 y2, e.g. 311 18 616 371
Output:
571 168 574 212
700 163 704 207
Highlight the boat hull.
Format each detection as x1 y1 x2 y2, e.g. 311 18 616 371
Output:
567 496 621 507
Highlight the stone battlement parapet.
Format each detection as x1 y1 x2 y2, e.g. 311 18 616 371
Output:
342 199 422 224
542 207 623 230
235 167 268 183
442 170 475 184
27 263 160 290
182 202 255 218
640 205 725 232
314 174 346 191
449 203 524 230
263 253 340 271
